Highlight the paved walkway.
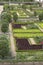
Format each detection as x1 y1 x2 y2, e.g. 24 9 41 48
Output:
9 23 16 57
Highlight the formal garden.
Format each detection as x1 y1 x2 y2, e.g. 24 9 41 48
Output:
0 0 43 62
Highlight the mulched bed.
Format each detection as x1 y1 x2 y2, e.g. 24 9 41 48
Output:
12 24 26 28
16 38 42 50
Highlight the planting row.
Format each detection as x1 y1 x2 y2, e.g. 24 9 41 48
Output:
14 33 43 38
13 29 41 33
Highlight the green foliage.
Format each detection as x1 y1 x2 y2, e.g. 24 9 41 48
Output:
0 0 34 2
34 37 43 44
13 12 18 22
39 12 43 21
14 33 43 38
16 51 43 62
0 35 9 59
34 11 37 16
13 29 41 33
22 4 26 10
30 5 33 11
1 22 9 33
3 4 10 11
1 12 11 23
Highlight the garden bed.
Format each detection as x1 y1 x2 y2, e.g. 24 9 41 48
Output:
16 50 43 61
16 38 42 50
14 32 43 38
13 29 41 33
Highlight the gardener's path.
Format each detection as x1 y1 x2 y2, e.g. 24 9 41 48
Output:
29 38 36 45
9 23 16 57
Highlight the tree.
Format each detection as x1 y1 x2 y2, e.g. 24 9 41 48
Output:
39 12 43 21
1 22 9 33
13 12 18 22
1 12 11 23
0 36 9 59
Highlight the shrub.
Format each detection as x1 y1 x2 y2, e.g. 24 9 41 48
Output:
0 35 9 59
1 22 9 33
1 12 12 23
3 4 10 11
13 12 18 22
39 12 43 21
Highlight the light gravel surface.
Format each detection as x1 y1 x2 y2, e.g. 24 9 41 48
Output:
0 6 3 14
9 23 16 57
29 38 36 45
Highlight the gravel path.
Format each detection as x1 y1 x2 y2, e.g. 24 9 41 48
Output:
0 5 3 14
17 12 20 16
26 9 34 14
29 38 36 45
35 23 43 32
0 6 3 31
9 23 16 57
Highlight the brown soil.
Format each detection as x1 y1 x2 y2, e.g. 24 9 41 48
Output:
16 38 42 50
